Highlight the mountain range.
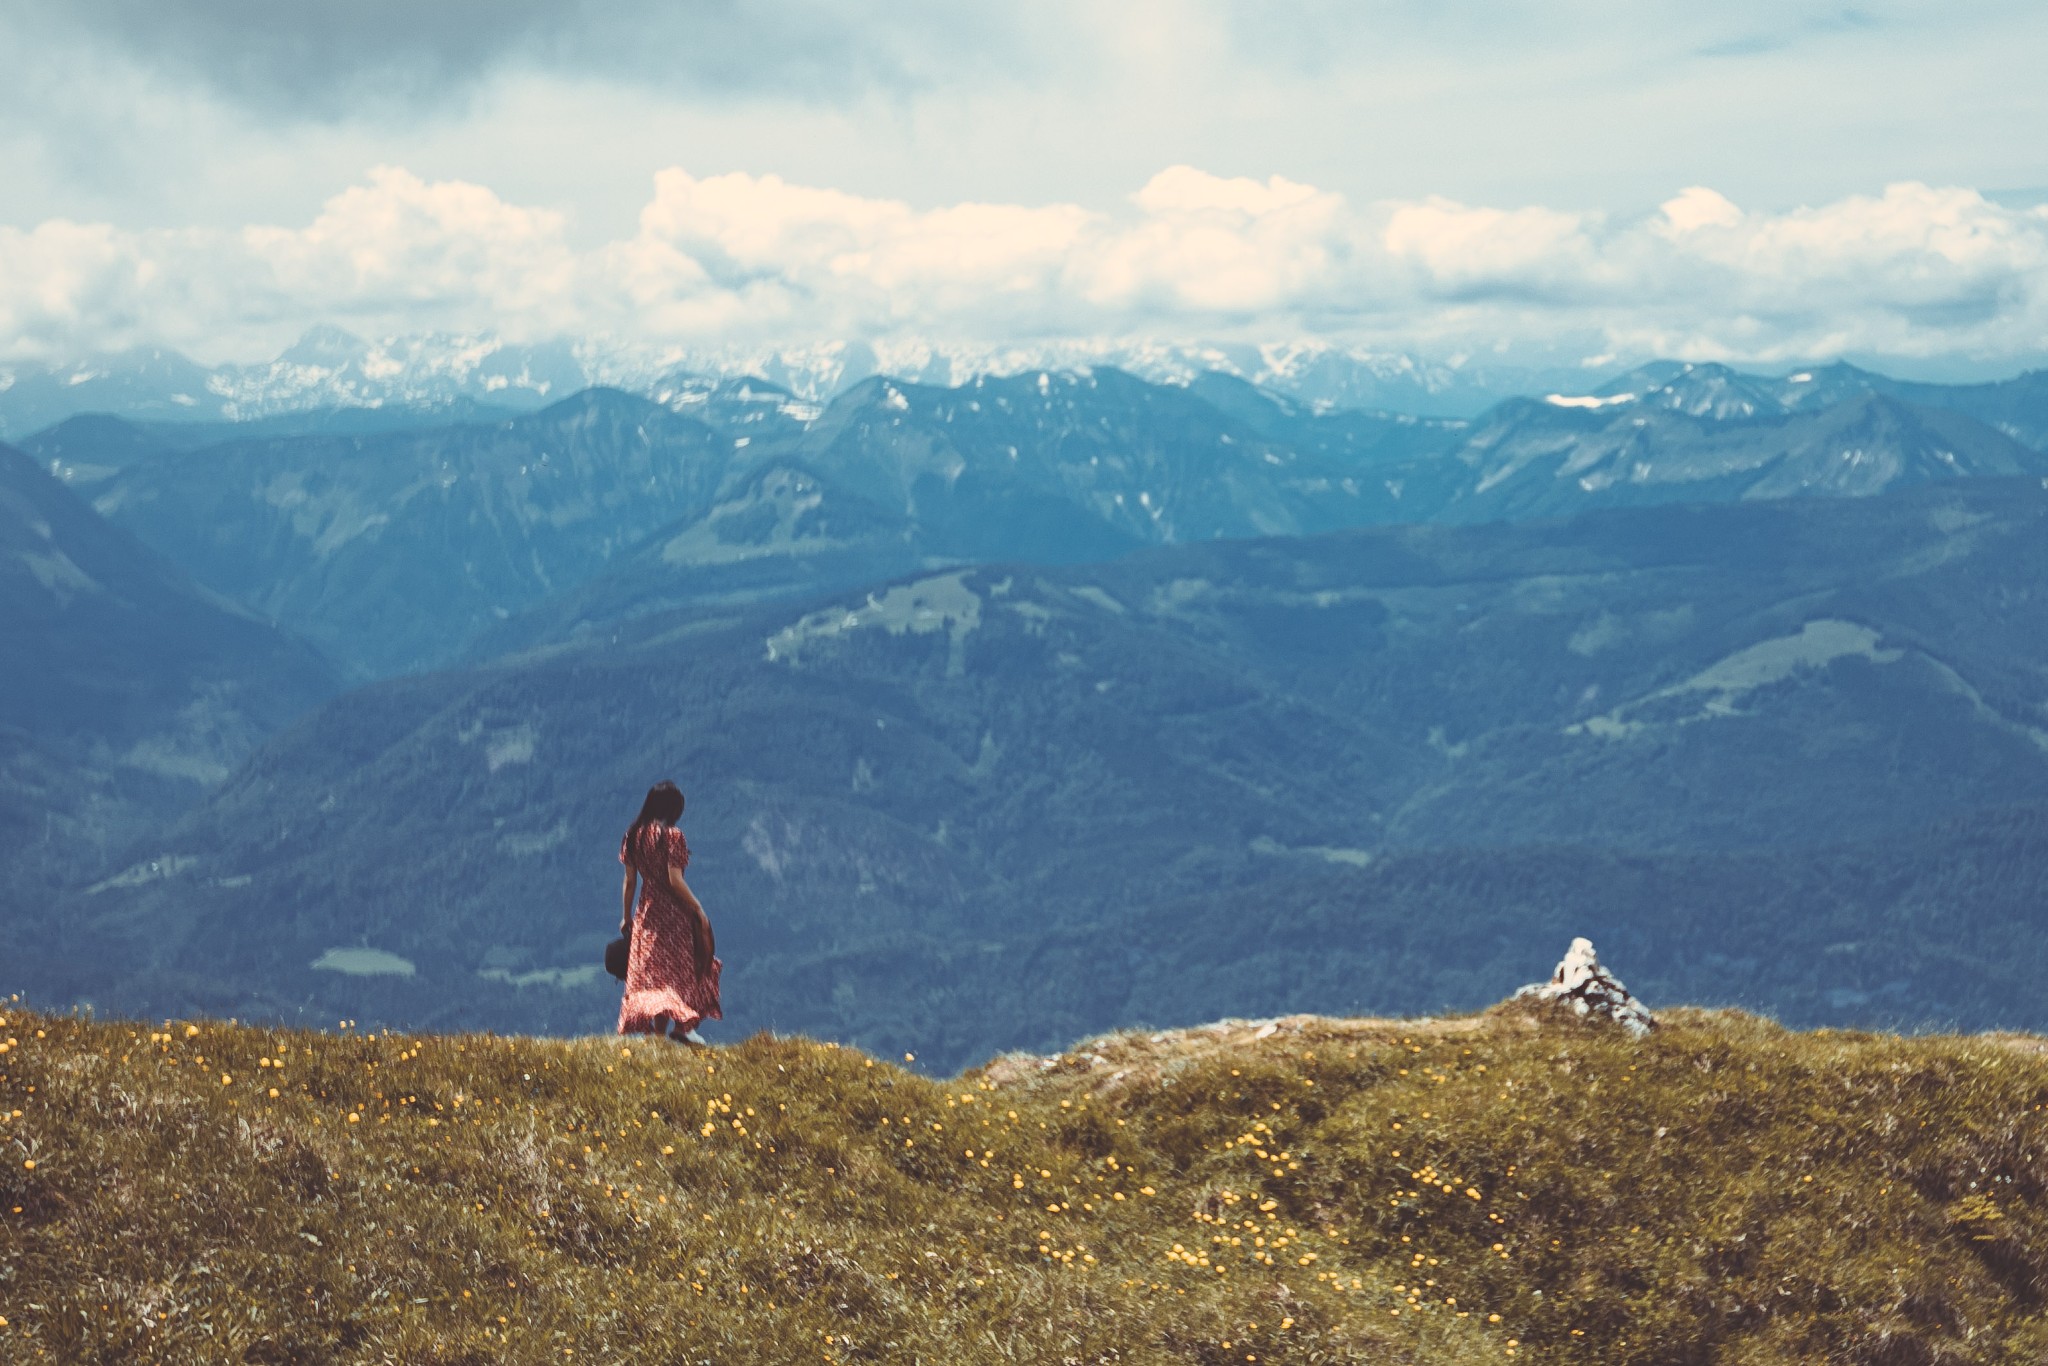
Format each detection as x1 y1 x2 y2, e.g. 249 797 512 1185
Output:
24 363 2043 683
1592 359 2048 450
21 370 1466 677
1438 386 2043 523
9 339 2048 1068
38 392 738 679
0 329 1619 437
26 476 2048 1070
0 443 339 984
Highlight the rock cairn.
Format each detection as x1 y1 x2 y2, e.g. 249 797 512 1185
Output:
1515 937 1656 1038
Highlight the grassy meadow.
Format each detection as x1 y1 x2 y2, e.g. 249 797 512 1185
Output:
6 997 2048 1363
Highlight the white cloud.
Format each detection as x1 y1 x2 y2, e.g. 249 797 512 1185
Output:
0 219 165 355
242 168 581 321
613 169 1098 338
7 1 2048 284
1382 199 1604 299
1608 182 2048 361
1081 167 1355 317
1130 167 1325 217
5 165 2048 370
1658 187 1745 235
0 168 593 359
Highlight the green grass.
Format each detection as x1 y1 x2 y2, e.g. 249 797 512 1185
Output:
7 998 2048 1363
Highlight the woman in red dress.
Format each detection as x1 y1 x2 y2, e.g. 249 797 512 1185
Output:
617 781 722 1045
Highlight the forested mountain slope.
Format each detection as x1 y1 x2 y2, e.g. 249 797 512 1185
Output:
0 442 339 980
60 371 1462 677
80 390 731 678
1437 389 2043 523
31 365 2046 682
28 479 2048 1070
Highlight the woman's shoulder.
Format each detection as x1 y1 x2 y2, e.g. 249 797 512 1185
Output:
619 822 687 868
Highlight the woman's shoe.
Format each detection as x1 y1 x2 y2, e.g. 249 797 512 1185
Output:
678 1028 709 1047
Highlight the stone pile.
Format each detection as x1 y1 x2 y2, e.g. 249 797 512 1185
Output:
1515 937 1656 1038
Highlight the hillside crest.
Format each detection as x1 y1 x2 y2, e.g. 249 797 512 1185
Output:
10 987 2048 1363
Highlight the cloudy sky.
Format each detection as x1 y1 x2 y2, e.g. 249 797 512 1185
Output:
3 0 2046 373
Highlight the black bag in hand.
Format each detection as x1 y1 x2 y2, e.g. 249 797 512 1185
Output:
605 931 631 982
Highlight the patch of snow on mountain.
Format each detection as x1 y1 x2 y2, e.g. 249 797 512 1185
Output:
3 329 1618 435
1546 393 1637 409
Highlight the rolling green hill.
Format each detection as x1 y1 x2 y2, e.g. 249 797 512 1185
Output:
8 998 2048 1363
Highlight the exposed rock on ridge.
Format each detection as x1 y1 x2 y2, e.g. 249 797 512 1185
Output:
1516 937 1656 1037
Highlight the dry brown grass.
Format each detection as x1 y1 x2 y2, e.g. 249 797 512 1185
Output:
7 997 2048 1363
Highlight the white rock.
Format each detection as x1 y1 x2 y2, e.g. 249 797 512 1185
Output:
1514 937 1656 1038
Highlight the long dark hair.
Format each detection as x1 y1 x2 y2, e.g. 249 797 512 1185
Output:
630 781 685 837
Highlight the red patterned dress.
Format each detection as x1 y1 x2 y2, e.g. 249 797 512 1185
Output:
616 822 722 1036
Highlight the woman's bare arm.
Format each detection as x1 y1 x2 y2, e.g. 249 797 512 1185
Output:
620 867 637 936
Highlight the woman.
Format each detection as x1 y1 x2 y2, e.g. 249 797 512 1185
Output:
617 780 721 1045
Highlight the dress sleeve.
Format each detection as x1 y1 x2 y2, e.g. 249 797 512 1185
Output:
667 826 691 874
619 831 634 869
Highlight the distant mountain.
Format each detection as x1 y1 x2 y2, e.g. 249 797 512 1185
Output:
1891 367 2048 451
786 368 1429 552
472 367 1463 660
468 461 929 661
1437 388 2044 522
0 348 232 435
78 390 733 679
31 477 2048 1068
1583 358 2048 449
19 402 528 490
633 337 1581 417
0 334 586 438
1182 370 1468 462
14 327 2048 463
66 369 1467 677
211 326 590 418
0 442 338 926
0 330 1600 438
43 360 2048 680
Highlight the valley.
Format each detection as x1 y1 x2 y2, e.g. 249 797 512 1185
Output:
6 353 2048 1073
0 443 339 950
24 477 2048 1071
